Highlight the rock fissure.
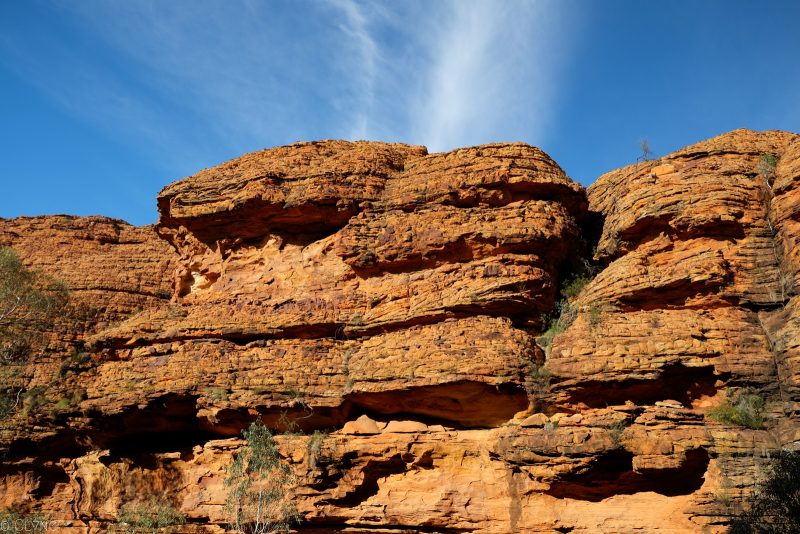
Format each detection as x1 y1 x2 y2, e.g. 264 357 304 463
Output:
545 448 710 502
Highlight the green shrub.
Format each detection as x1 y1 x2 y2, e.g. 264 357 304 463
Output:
728 450 800 533
58 350 91 377
0 247 68 357
561 274 592 300
0 247 68 420
757 153 779 181
20 386 47 418
52 389 83 414
307 430 327 470
525 360 552 403
715 490 734 510
0 338 33 366
538 300 577 354
0 391 15 419
709 389 766 430
538 318 566 349
117 496 185 533
587 303 604 327
54 398 72 412
538 269 595 351
606 418 629 448
207 387 229 401
543 419 559 432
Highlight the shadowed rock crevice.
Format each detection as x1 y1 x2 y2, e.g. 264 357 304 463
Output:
559 364 724 408
345 381 529 428
323 454 407 507
33 381 528 462
611 269 736 311
156 140 427 244
341 231 570 279
204 381 530 436
98 309 539 349
617 216 747 255
342 299 556 337
423 185 586 214
160 202 360 249
84 394 213 454
546 448 709 502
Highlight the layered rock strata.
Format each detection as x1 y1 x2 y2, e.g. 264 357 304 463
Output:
1 131 798 533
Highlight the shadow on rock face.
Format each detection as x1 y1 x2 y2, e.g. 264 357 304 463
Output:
546 448 710 502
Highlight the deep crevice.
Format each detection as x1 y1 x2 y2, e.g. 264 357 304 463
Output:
204 381 530 437
84 393 214 454
2 380 526 473
345 381 529 428
322 453 407 507
620 215 746 248
98 296 553 353
99 307 539 350
386 180 588 216
159 198 359 248
560 363 725 408
343 234 568 280
545 448 709 502
740 300 786 313
3 431 85 463
601 220 745 264
612 276 736 311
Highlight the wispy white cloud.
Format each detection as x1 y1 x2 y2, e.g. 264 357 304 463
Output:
57 1 303 156
325 0 379 140
319 0 571 152
411 1 568 152
0 0 573 172
413 3 497 151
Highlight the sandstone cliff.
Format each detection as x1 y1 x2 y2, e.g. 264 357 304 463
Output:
1 130 798 533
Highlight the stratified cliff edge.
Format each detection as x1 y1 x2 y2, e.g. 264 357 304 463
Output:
1 129 799 533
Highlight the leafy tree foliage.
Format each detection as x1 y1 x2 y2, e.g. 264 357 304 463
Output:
0 247 68 418
225 420 300 533
729 450 800 533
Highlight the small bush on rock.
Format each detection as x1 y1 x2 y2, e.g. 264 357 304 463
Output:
709 389 766 430
116 497 185 533
757 153 779 182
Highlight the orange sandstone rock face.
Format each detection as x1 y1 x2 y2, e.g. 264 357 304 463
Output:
0 216 175 332
0 215 178 515
1 132 799 533
547 129 800 530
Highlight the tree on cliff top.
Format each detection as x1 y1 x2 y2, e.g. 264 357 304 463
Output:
0 246 68 418
728 450 800 533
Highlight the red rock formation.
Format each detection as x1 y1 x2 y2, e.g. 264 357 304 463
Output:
1 131 798 533
548 129 800 530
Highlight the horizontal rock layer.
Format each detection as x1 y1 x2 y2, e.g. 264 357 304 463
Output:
2 131 800 533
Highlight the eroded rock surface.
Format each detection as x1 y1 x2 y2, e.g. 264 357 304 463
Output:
2 132 799 533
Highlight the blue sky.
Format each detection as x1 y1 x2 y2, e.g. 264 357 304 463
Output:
1 0 799 225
